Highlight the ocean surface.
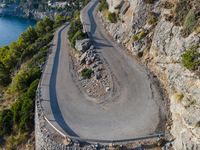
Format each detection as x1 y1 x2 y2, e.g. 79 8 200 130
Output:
0 16 36 47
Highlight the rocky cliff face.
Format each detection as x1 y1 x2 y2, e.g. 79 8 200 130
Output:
101 0 200 149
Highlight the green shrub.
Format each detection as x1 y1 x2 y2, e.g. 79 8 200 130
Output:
108 12 118 23
68 18 83 40
132 35 139 41
0 16 60 148
10 67 40 92
132 30 147 41
0 109 13 136
99 0 109 12
181 47 200 71
71 30 87 47
11 79 39 131
20 27 38 44
138 30 146 39
54 15 66 28
68 13 88 47
36 17 54 36
81 68 93 78
0 62 11 86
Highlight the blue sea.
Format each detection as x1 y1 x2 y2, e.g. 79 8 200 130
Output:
0 16 36 47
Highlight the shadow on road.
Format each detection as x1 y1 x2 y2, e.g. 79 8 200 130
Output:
49 25 78 137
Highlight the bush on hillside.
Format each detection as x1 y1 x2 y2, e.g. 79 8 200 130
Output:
0 109 13 136
81 68 93 78
10 67 40 92
54 15 66 28
132 29 147 41
181 47 200 71
11 79 39 131
99 0 109 12
108 12 118 23
68 14 88 47
0 17 59 142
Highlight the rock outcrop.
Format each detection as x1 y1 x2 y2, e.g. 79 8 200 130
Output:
75 39 92 52
100 0 200 149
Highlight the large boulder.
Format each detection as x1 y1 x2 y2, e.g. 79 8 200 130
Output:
75 39 92 53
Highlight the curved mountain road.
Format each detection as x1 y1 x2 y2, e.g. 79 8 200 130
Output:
41 0 166 142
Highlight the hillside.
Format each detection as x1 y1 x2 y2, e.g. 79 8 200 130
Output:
99 0 200 149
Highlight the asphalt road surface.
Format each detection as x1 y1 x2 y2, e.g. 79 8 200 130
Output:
46 0 166 141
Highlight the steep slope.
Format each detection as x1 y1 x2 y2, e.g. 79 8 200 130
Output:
99 0 200 149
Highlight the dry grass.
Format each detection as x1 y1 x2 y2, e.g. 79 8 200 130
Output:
6 132 28 150
147 12 158 25
195 23 200 34
102 9 109 18
171 92 184 102
132 29 147 41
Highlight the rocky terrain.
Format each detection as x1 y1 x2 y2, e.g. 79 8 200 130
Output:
99 0 200 149
69 38 114 103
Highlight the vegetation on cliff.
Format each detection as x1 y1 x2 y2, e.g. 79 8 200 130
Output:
0 16 66 149
99 0 109 12
99 0 118 23
68 11 87 47
67 0 91 47
181 47 200 71
108 12 118 23
163 0 200 37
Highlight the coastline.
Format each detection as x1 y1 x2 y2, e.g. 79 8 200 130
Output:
0 6 49 20
0 15 36 47
0 6 70 21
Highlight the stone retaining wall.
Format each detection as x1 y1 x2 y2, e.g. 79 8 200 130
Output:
35 85 66 150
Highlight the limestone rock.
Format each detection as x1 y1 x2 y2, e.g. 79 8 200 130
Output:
95 71 102 80
75 39 91 52
102 0 200 149
79 52 87 64
106 0 124 13
106 87 110 92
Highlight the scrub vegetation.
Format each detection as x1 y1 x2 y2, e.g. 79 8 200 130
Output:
0 16 66 149
68 11 88 47
181 47 200 71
